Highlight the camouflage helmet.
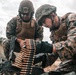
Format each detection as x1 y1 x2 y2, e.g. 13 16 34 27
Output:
35 4 56 25
18 0 34 14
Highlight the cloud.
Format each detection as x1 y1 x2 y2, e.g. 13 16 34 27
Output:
64 0 76 11
0 0 76 41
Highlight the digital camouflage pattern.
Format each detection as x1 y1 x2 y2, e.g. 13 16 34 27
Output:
4 14 43 75
50 13 76 61
35 4 76 73
6 0 43 41
1 1 44 75
35 4 56 25
5 13 43 59
5 1 43 74
6 16 43 40
18 0 34 14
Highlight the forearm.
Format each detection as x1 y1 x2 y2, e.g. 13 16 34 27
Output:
36 41 53 54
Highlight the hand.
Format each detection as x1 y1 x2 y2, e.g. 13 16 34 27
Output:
19 40 26 48
36 41 53 54
16 38 25 48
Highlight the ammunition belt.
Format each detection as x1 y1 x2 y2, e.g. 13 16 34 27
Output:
12 39 36 75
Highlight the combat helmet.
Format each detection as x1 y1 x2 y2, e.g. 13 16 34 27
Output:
18 0 34 15
35 4 56 25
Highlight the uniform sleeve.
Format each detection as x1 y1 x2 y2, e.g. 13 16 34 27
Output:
6 17 17 39
35 24 43 41
53 14 76 61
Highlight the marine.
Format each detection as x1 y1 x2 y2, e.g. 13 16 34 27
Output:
35 4 76 75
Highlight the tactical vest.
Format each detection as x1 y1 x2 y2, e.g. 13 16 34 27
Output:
16 16 36 40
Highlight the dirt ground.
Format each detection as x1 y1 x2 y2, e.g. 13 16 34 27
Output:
44 58 61 72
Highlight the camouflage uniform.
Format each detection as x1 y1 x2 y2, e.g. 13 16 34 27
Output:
4 0 43 59
50 13 76 74
3 0 43 75
6 16 43 46
51 13 76 61
35 4 76 75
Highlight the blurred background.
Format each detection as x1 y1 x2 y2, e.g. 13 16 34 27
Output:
0 0 76 42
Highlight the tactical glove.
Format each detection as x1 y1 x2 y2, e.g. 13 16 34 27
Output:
36 41 53 54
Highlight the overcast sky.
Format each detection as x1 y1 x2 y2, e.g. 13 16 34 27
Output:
0 0 76 42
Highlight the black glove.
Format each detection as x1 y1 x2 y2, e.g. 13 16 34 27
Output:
34 53 45 65
36 41 53 54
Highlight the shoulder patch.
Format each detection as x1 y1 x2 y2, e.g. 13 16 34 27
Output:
68 13 76 22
